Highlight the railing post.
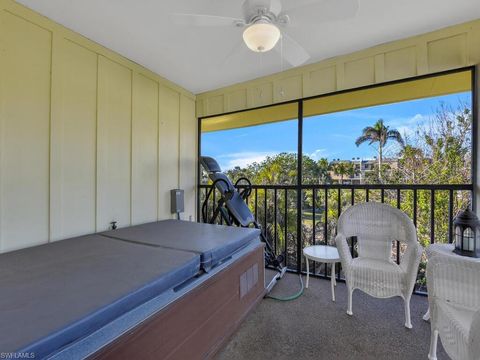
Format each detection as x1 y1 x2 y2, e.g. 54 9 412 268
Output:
312 189 316 245
285 189 288 268
324 187 328 277
396 189 401 264
324 188 328 245
274 188 278 254
448 189 454 243
213 189 216 223
204 188 208 223
296 101 303 274
430 189 435 244
312 188 316 275
254 188 258 221
337 188 341 216
413 189 418 227
264 189 267 236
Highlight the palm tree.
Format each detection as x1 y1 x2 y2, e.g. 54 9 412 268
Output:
317 158 330 183
355 119 404 180
330 161 354 184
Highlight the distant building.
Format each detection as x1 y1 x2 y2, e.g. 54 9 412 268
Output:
329 158 398 184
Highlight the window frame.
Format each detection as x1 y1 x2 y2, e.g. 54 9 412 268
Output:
197 66 477 217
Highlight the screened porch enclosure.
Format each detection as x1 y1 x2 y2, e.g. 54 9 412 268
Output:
198 67 476 294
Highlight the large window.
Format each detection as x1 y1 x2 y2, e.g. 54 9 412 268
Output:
198 68 475 290
201 118 298 185
201 69 473 188
302 71 472 186
200 102 299 185
303 94 472 185
200 103 299 268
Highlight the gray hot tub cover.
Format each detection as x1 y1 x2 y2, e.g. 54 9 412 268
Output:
0 234 200 358
102 220 261 271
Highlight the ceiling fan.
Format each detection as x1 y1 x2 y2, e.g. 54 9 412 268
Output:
171 0 359 67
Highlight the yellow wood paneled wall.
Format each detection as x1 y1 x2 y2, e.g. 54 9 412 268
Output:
196 19 480 117
0 9 51 250
0 1 196 252
132 73 159 225
96 56 133 231
50 38 97 240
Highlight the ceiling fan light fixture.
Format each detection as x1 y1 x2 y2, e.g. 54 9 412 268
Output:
242 22 280 53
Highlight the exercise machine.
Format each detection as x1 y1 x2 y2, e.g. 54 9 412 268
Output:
200 156 287 293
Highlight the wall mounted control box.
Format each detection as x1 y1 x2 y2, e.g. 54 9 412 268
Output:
170 189 184 214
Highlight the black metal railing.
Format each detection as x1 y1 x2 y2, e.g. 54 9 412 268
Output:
198 183 473 294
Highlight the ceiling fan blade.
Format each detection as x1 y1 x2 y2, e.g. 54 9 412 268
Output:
282 0 359 26
275 33 310 67
222 39 249 67
171 13 245 27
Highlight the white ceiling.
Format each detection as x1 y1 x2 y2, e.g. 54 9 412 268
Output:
17 0 480 94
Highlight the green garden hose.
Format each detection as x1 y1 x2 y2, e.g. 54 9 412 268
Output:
265 274 304 301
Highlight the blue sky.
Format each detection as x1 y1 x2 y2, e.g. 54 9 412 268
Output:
201 92 471 170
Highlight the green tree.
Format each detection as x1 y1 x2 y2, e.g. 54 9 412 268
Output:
255 153 297 185
302 156 331 184
355 119 404 181
384 103 472 252
379 144 428 184
203 100 472 278
316 158 331 183
330 161 354 184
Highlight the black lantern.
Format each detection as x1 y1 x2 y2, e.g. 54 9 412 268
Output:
453 208 480 258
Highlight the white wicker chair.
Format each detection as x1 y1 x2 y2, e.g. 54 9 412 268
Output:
427 254 480 360
335 202 423 328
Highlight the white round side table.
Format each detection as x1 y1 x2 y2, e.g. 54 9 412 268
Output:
303 245 340 301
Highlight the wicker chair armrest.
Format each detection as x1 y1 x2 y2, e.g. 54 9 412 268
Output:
335 233 352 269
400 242 423 292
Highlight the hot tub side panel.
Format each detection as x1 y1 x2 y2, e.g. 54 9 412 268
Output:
89 243 265 360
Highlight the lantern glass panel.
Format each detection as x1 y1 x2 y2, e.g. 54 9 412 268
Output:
455 226 463 249
463 227 475 251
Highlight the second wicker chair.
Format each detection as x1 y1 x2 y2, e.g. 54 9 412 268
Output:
335 202 423 328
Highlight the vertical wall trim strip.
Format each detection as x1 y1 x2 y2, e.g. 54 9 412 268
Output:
95 54 100 231
178 95 181 190
47 30 54 243
0 12 3 251
157 84 162 220
130 71 133 225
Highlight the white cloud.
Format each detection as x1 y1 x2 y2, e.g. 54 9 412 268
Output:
411 113 427 123
217 151 278 170
309 149 329 161
389 113 428 137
